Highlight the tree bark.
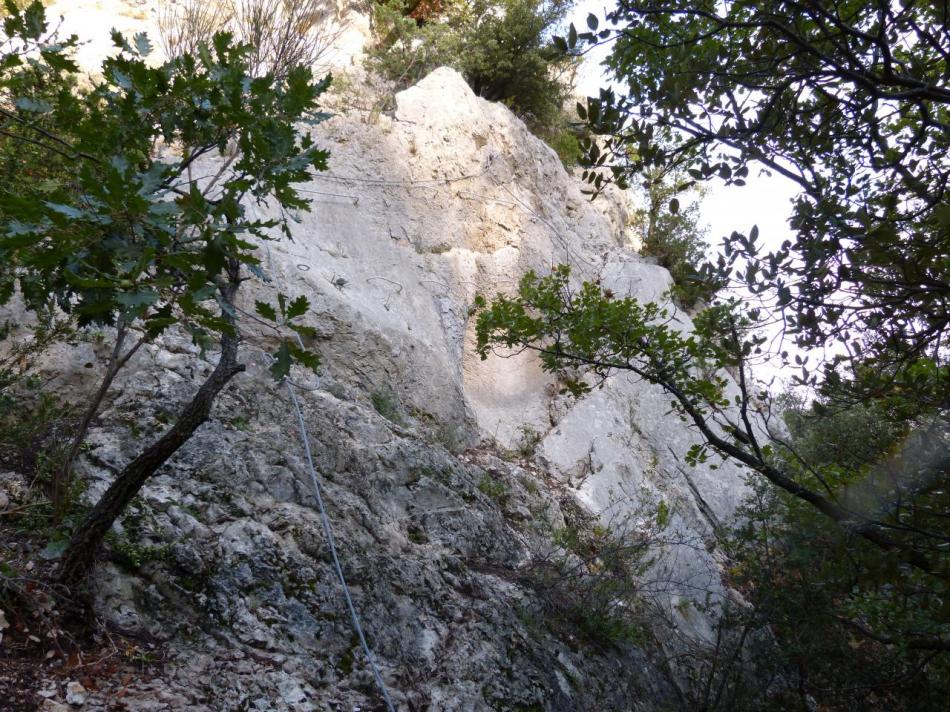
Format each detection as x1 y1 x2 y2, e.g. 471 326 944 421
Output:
55 279 244 592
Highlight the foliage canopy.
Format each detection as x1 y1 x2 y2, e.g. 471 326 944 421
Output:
569 0 949 400
0 0 328 587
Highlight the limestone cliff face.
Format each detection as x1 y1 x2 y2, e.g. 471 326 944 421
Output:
250 65 750 646
4 6 752 710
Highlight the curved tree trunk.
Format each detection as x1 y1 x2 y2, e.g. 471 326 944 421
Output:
55 278 244 592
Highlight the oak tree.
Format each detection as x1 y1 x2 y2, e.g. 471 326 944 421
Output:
0 1 325 589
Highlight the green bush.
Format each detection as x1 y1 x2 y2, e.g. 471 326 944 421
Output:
368 0 576 134
0 382 63 474
0 373 86 538
523 498 671 647
539 123 584 167
477 472 509 504
710 394 950 710
371 389 402 424
631 167 724 309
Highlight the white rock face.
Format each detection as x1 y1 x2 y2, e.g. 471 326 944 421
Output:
227 65 750 696
253 65 748 627
249 67 640 439
2 5 753 708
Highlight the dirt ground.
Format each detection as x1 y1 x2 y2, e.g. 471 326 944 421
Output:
0 522 165 711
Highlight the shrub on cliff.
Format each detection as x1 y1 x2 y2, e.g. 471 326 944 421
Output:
157 0 343 79
368 0 578 143
713 393 950 709
630 165 723 310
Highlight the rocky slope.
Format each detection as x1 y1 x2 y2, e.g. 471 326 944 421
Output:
2 5 752 710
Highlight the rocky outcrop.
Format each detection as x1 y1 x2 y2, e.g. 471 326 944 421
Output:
3 8 752 708
62 354 683 710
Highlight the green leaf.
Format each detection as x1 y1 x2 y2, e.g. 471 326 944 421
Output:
110 29 132 52
586 14 599 31
255 300 277 322
22 0 46 40
133 32 153 57
40 48 78 73
269 341 292 381
288 341 321 373
0 52 23 71
286 294 309 320
44 202 84 219
117 290 159 308
145 316 177 338
290 324 318 339
190 284 217 302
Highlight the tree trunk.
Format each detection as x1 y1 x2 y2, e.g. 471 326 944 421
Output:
55 278 244 592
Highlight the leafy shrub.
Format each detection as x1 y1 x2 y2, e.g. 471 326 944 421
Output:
515 424 542 458
709 394 950 711
371 390 402 424
539 122 584 167
0 316 77 502
107 499 173 572
0 382 68 480
477 472 509 504
523 497 672 646
368 0 576 134
0 374 86 538
631 167 724 309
